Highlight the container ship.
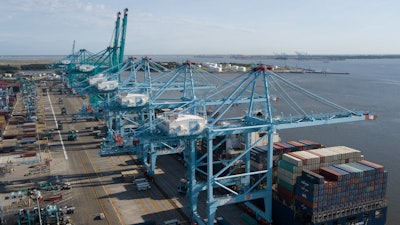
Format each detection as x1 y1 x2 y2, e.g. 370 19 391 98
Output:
249 140 388 225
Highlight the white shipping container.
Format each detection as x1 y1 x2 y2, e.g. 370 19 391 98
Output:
290 151 320 165
308 148 340 163
282 154 303 167
303 163 320 171
328 146 361 161
277 172 297 186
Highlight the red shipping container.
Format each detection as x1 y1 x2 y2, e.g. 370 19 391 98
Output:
20 152 36 157
320 167 342 181
295 194 318 209
359 160 385 173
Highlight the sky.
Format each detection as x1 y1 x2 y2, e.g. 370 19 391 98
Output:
0 0 399 55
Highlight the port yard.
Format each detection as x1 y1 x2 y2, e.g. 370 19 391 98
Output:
0 74 248 225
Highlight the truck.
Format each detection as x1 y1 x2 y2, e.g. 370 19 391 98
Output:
67 130 78 141
121 170 142 182
62 181 71 190
46 194 62 202
57 121 63 130
135 178 151 191
40 129 55 140
177 178 188 194
64 206 75 214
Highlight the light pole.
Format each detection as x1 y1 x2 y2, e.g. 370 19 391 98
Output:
36 191 42 225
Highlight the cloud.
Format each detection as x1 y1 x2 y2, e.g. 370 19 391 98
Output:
6 0 95 13
3 0 117 29
3 0 111 22
132 12 256 34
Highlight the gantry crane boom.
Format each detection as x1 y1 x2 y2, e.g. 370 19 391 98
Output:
119 8 128 68
176 65 376 225
112 11 121 69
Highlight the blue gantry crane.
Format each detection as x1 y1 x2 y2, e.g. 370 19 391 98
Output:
96 56 170 156
57 8 128 94
53 9 377 224
124 61 236 176
144 64 376 225
63 8 130 123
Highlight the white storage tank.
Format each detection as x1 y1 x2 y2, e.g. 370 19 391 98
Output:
231 65 239 70
157 113 206 136
209 67 222 72
61 60 71 65
237 66 247 72
118 93 149 107
97 80 118 91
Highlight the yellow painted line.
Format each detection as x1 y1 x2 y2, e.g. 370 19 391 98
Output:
113 156 152 217
78 150 112 225
151 196 165 220
137 195 152 215
86 153 126 225
126 156 183 220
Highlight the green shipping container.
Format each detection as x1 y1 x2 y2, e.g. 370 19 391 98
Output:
278 178 294 191
278 160 299 173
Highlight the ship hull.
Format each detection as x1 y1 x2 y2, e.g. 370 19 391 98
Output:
272 197 387 225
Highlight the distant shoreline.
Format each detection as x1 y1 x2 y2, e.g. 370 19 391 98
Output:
1 53 400 67
0 58 58 66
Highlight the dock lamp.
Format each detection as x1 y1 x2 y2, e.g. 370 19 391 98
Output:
36 191 43 225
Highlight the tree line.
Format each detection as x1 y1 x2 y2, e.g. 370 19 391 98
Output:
0 64 49 74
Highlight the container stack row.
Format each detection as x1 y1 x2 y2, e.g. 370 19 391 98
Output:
250 140 324 171
276 146 364 203
1 83 42 154
0 115 5 136
275 146 388 223
21 122 37 144
294 161 387 222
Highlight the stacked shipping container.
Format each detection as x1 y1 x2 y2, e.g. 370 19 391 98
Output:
276 146 364 203
250 140 324 171
0 115 5 137
275 147 387 224
21 122 37 144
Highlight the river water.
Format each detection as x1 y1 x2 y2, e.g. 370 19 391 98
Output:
239 57 399 225
274 58 400 225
